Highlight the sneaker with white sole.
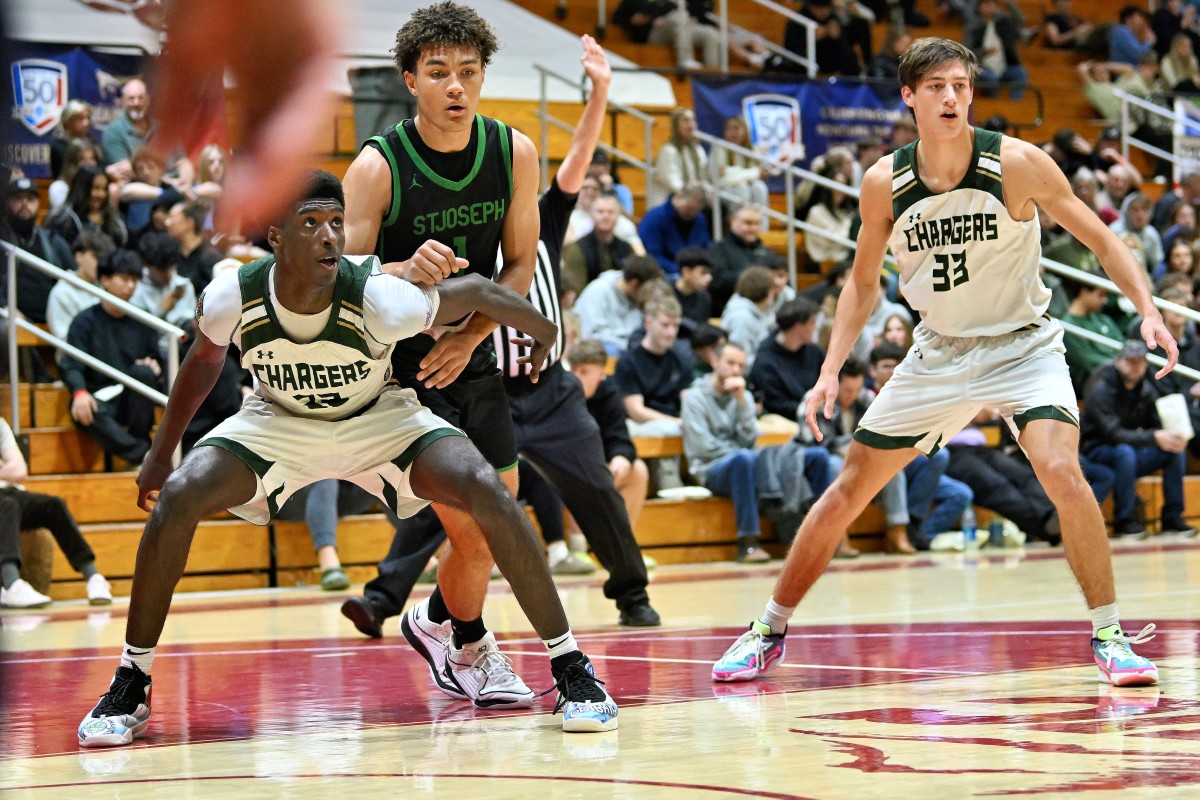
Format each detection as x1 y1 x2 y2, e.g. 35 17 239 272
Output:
443 631 535 709
551 551 596 575
400 598 466 700
1 578 52 608
1093 623 1159 686
78 664 152 747
86 574 113 606
552 654 618 732
712 620 786 682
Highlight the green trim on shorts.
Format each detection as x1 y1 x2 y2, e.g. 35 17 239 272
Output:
379 474 399 516
266 484 286 518
392 428 467 472
1013 405 1079 431
196 436 276 478
495 460 519 473
852 428 928 451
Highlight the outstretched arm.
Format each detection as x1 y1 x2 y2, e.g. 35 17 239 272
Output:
557 35 612 194
136 331 231 510
1007 137 1177 376
433 274 558 381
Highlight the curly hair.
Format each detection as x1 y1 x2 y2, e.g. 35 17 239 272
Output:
392 1 501 74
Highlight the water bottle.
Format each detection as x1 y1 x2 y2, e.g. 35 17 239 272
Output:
962 503 978 551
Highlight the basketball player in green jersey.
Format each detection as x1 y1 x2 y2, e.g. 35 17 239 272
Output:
713 38 1176 688
342 3 547 707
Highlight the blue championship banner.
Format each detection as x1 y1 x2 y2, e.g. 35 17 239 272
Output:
692 76 910 187
4 44 145 179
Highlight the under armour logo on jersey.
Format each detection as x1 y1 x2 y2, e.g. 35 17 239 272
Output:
908 212 922 224
257 349 274 360
409 176 422 190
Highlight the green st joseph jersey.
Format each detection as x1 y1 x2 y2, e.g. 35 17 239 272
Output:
365 115 513 376
888 128 1050 337
197 254 438 421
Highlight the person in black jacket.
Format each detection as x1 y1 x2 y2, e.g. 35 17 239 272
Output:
965 0 1029 98
62 249 162 466
1081 340 1195 537
0 177 76 324
748 297 824 420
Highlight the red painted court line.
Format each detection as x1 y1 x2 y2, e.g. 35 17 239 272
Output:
4 773 816 798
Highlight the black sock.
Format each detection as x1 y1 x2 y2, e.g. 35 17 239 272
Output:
450 615 488 649
427 586 450 624
551 649 587 677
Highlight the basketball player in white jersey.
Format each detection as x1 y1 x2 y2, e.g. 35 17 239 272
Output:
713 38 1176 688
77 171 619 747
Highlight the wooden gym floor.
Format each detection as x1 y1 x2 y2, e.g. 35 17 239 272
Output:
3 538 1200 798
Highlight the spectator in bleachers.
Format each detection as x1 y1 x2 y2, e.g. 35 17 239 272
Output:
1097 163 1138 221
102 78 194 188
1062 276 1124 395
1081 339 1195 537
568 339 651 564
587 150 634 216
1161 206 1196 255
575 255 663 354
864 0 928 27
45 165 128 248
887 117 918 153
748 297 823 420
788 0 863 76
708 203 774 315
766 255 797 316
867 25 911 97
716 116 771 222
50 100 99 181
46 231 114 343
119 148 185 238
192 144 228 203
0 177 75 325
164 200 220 297
0 416 113 608
63 249 162 467
720 266 778 370
1151 0 1200 60
131 231 196 330
48 138 100 213
1042 0 1095 50
1155 239 1196 284
1110 6 1157 66
615 295 692 433
966 0 1029 99
672 246 714 326
804 165 856 265
1069 169 1102 221
1161 32 1200 86
639 182 711 279
877 312 914 351
1046 128 1096 181
850 137 886 189
865 273 912 343
1112 193 1164 278
648 110 710 209
562 193 637 293
613 0 721 71
682 341 832 562
690 321 726 377
800 261 850 305
565 177 643 254
1151 172 1200 232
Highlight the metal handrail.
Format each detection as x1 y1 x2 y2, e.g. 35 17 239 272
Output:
2 241 184 435
535 63 657 208
715 0 816 76
1060 320 1200 382
1114 88 1193 178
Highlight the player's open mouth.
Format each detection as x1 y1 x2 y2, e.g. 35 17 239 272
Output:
318 257 337 268
941 111 957 119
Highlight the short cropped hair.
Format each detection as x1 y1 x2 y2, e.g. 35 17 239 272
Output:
622 254 664 284
138 230 181 270
676 246 713 271
643 295 683 320
869 342 906 366
840 357 867 380
897 37 980 92
300 169 345 209
775 297 819 330
99 248 144 280
72 230 116 258
735 266 775 303
393 1 500 75
567 339 608 368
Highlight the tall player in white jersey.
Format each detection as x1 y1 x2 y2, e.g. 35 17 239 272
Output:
712 38 1178 688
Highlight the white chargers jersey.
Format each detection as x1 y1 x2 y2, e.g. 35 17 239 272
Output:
198 254 438 420
887 128 1050 337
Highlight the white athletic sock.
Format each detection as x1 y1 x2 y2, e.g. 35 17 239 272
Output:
120 642 156 674
1090 603 1121 639
544 630 579 661
761 598 795 635
547 540 569 565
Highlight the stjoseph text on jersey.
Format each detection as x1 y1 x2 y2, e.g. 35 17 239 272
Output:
412 199 506 237
903 212 999 253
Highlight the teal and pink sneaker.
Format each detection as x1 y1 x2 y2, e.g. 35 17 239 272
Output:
1093 623 1159 686
712 620 786 682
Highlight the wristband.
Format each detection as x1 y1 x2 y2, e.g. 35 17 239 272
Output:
72 389 88 400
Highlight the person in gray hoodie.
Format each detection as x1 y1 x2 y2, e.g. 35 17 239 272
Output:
719 266 778 371
1110 192 1163 281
